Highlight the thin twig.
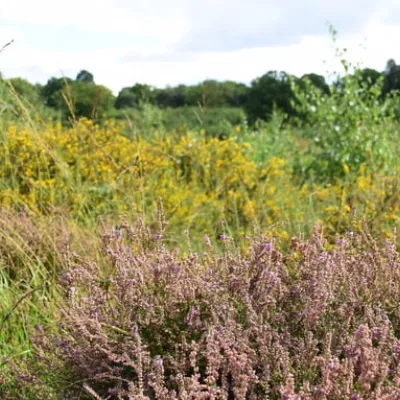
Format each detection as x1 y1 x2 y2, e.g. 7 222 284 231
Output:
0 39 14 55
83 383 105 400
0 285 43 332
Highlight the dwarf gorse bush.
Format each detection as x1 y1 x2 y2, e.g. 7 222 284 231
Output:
20 221 400 399
0 116 400 243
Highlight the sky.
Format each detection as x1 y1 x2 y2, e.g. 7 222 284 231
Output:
0 0 399 93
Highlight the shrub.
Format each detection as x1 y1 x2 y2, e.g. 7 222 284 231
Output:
28 222 400 399
291 56 398 183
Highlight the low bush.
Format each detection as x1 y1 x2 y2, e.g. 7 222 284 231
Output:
13 221 400 399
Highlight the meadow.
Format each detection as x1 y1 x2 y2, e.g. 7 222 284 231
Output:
1 65 400 399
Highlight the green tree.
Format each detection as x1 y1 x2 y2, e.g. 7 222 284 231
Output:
199 80 249 108
42 71 114 119
358 68 382 88
184 84 204 106
300 73 330 94
49 81 114 119
8 77 42 105
115 87 137 109
200 80 227 107
115 84 155 109
245 71 295 123
41 77 73 108
155 85 188 108
383 59 400 95
76 70 95 83
68 82 115 118
291 66 396 181
221 81 249 107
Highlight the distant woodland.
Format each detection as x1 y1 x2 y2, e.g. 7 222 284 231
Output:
3 59 400 125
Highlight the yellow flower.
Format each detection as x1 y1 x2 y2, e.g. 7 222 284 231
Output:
343 204 351 212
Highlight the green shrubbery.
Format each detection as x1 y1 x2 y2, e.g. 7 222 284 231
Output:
109 104 245 138
291 60 398 182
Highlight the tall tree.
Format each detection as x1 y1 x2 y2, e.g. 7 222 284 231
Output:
115 84 155 109
69 82 115 118
245 71 295 123
357 68 382 88
45 79 114 119
300 73 330 95
155 85 187 108
41 77 73 108
383 59 400 95
222 81 249 107
8 77 42 105
76 70 95 83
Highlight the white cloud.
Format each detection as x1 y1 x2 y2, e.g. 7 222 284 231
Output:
0 0 189 50
179 0 381 51
0 0 399 93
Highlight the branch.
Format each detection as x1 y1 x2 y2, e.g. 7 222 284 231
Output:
0 39 14 55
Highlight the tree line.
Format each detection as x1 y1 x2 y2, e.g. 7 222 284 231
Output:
4 59 400 124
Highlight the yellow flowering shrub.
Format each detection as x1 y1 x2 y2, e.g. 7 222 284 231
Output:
0 118 399 242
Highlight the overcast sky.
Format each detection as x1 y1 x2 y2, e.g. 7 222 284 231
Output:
0 0 399 93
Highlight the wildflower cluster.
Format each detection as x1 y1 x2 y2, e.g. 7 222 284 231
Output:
0 118 399 243
23 223 400 399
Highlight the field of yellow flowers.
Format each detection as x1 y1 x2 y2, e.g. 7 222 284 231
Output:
0 117 399 244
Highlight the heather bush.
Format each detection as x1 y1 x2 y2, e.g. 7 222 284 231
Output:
24 222 400 399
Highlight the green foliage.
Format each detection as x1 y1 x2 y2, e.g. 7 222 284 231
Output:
291 60 397 182
41 72 113 120
383 59 400 95
155 84 187 108
357 68 383 89
50 81 115 119
110 105 245 138
152 81 249 109
41 77 73 109
109 102 164 135
115 84 155 109
10 54 400 130
161 105 245 135
0 78 58 123
299 73 330 95
183 80 249 108
115 87 138 109
245 71 296 123
76 69 94 83
238 108 294 164
68 82 115 119
7 78 42 105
